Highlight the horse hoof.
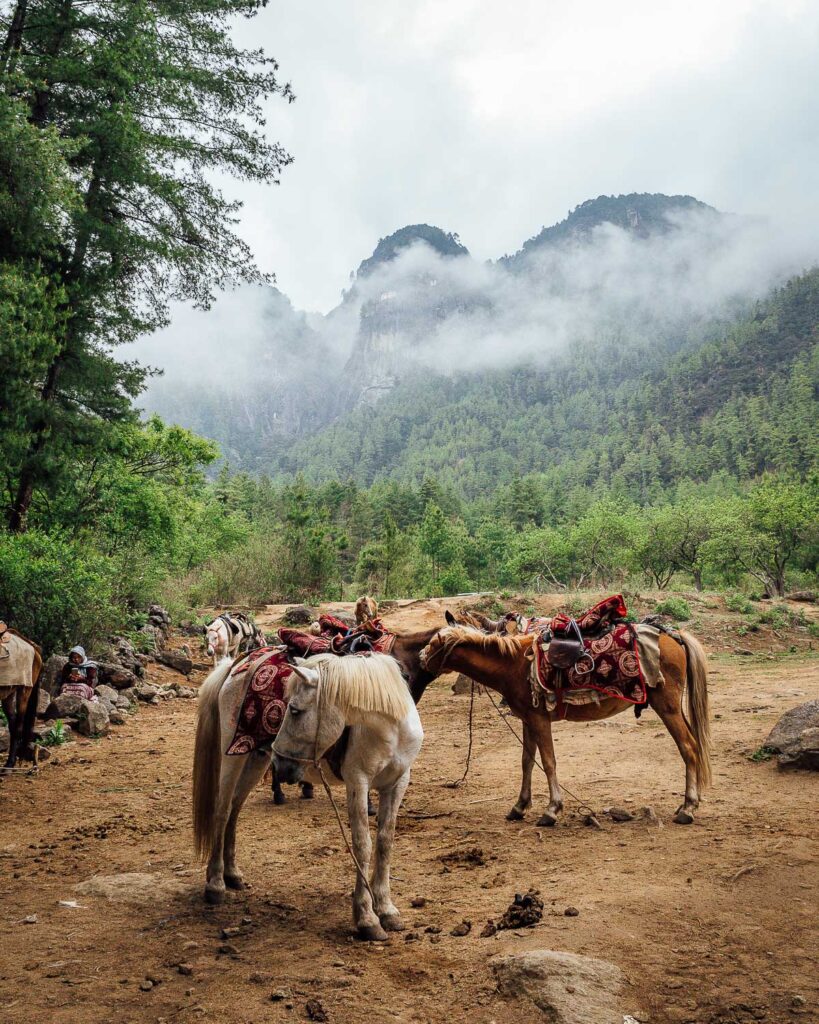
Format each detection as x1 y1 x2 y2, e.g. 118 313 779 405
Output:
506 807 525 821
673 809 695 825
204 886 225 905
300 784 314 800
273 791 286 805
356 923 388 942
224 875 245 890
379 913 405 932
536 812 558 827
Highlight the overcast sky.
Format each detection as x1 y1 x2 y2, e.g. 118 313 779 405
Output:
224 0 818 312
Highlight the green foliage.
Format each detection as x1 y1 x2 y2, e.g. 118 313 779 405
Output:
654 597 692 621
749 746 776 763
807 623 819 639
725 593 755 614
37 720 69 747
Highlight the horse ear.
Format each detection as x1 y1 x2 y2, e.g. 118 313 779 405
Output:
445 610 456 625
290 665 319 686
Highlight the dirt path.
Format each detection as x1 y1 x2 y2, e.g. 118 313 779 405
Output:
1 600 818 1024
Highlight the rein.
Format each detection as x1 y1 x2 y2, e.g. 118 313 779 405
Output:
271 677 376 904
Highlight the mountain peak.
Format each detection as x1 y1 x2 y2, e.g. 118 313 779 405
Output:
501 192 719 267
355 224 469 279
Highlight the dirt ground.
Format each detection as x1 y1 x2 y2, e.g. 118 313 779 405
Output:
1 594 818 1024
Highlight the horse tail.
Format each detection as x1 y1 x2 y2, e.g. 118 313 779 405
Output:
679 629 711 791
192 659 233 860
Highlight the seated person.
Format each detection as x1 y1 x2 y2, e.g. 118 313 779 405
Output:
59 646 99 701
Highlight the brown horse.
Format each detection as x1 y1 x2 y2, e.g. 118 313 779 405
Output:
0 627 43 769
419 624 711 826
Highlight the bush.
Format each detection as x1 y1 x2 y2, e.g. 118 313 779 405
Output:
0 530 122 655
725 593 755 615
654 597 692 621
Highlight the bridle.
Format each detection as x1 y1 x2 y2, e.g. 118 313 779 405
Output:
271 674 326 769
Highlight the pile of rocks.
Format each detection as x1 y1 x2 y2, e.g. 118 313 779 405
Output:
138 604 172 651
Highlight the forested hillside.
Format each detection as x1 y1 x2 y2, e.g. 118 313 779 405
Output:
283 270 819 502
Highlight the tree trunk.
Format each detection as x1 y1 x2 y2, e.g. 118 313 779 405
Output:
0 0 27 76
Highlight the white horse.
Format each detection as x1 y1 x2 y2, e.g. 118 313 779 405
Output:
192 652 422 940
204 613 262 667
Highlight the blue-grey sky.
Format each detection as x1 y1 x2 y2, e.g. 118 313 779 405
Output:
218 1 819 312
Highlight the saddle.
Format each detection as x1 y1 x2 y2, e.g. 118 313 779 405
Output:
544 619 588 670
543 595 630 674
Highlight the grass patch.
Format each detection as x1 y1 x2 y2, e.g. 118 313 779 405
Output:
654 597 692 621
749 745 776 763
725 593 755 615
37 719 70 747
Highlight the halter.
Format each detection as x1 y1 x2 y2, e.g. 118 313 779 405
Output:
271 675 327 769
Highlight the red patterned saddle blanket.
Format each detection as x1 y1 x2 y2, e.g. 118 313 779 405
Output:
278 615 395 658
531 595 646 712
226 646 292 755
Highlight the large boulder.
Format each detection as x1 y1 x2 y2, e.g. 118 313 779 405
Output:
41 655 68 697
47 692 85 720
76 699 110 737
491 949 625 1024
134 681 161 704
108 636 146 677
451 673 483 695
152 650 193 676
36 687 52 717
764 700 819 769
96 661 138 690
282 605 314 626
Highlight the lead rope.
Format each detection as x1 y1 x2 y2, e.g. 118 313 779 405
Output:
480 685 602 826
444 678 475 788
274 675 376 903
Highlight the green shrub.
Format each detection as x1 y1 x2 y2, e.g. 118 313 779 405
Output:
654 597 692 621
0 530 123 655
757 604 806 630
749 745 776 762
37 720 69 747
725 593 755 615
808 623 819 639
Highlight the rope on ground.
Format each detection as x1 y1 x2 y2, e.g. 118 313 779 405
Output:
444 678 475 788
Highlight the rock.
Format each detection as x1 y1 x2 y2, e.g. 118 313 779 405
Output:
492 949 625 1024
564 906 580 917
764 700 819 769
47 693 85 720
217 943 239 955
134 682 161 704
108 636 145 677
139 980 154 992
326 608 355 627
94 684 120 714
152 650 192 676
171 684 196 699
148 604 171 625
139 623 165 650
735 648 754 656
0 725 8 753
35 688 52 717
786 591 816 603
451 673 484 695
282 605 314 626
269 990 289 1002
450 920 472 936
177 963 193 976
410 897 426 908
481 920 498 938
305 998 328 1022
109 709 127 726
640 806 660 824
23 914 38 924
607 807 635 822
76 699 109 737
41 655 68 697
119 687 137 705
96 662 138 690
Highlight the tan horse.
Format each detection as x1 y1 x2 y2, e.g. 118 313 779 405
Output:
0 627 43 769
420 624 711 826
354 595 378 624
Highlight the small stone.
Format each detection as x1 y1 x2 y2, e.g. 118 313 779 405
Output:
182 941 199 951
564 906 580 917
450 920 472 937
249 971 272 984
22 914 38 924
640 806 659 823
481 920 498 938
424 925 441 934
583 813 603 829
792 996 806 1007
410 897 426 908
220 926 240 939
139 980 154 992
270 990 289 1002
404 932 419 942
217 943 238 955
306 997 328 1022
608 807 635 822
177 963 193 976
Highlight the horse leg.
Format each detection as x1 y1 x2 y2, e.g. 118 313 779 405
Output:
204 754 246 904
270 763 287 805
224 751 271 889
346 775 386 941
507 721 536 820
371 770 410 932
649 684 700 824
300 782 314 799
528 716 564 827
2 693 18 769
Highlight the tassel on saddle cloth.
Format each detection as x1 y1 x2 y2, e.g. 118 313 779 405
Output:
531 594 646 714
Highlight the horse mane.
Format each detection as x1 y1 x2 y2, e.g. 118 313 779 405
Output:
457 610 498 631
301 653 412 721
432 625 527 663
